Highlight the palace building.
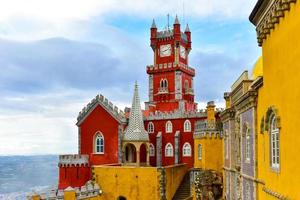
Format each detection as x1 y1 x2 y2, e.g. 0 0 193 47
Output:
28 0 300 199
53 16 224 200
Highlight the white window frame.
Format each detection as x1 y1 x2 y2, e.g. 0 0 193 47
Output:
198 144 202 160
183 142 192 157
166 121 173 133
184 120 191 132
245 127 251 162
149 143 155 157
148 122 154 133
94 132 104 154
165 143 174 157
270 115 280 169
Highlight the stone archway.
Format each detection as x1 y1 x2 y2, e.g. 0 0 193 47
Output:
117 196 127 200
124 143 136 163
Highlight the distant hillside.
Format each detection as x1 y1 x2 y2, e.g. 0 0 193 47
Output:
0 155 58 199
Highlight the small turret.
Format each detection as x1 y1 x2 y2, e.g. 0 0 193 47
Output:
173 15 181 41
207 101 216 122
150 19 157 50
185 24 192 51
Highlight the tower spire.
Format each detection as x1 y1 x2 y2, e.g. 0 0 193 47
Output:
123 82 149 141
151 19 157 29
185 23 190 32
174 14 180 24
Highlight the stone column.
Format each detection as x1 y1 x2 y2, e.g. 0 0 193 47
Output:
146 147 150 166
137 150 140 166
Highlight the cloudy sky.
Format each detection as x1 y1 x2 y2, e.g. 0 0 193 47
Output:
0 0 261 155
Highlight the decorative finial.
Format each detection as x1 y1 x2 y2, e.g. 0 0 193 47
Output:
151 19 157 29
185 23 190 32
174 15 180 25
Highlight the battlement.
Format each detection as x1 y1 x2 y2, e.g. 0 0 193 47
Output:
27 181 102 200
58 154 89 167
146 62 195 76
77 94 127 125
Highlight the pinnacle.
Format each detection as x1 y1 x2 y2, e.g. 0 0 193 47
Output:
174 15 180 24
151 19 157 28
185 24 190 32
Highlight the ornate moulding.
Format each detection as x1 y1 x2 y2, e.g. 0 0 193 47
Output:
253 0 297 46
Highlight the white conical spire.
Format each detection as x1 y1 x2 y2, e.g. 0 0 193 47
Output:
123 82 149 141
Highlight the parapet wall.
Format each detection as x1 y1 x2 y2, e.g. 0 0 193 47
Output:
27 181 102 200
59 154 89 167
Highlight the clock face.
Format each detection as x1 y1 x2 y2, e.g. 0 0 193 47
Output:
180 45 186 59
160 44 171 57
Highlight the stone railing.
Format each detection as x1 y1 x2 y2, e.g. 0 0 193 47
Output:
194 120 223 139
158 87 169 94
77 94 126 124
146 62 195 75
184 88 194 95
58 154 89 167
146 109 207 121
27 181 102 200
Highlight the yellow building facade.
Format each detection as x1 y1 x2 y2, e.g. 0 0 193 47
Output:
250 0 300 199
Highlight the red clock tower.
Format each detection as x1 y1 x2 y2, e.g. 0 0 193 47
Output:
146 16 197 112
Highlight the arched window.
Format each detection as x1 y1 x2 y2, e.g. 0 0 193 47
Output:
149 143 155 156
270 115 280 169
165 143 173 157
166 121 173 133
184 120 191 132
148 122 154 133
198 144 202 160
183 142 192 157
95 132 104 154
160 79 168 88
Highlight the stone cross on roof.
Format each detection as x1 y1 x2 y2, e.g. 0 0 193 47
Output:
123 82 149 142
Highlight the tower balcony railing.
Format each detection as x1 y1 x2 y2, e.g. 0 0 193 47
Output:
184 88 194 95
194 120 222 132
158 87 169 94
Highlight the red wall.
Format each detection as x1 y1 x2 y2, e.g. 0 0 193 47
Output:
80 105 120 165
145 117 206 168
58 166 90 189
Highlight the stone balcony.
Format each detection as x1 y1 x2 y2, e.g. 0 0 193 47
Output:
158 87 169 94
194 120 223 139
59 154 89 167
184 88 194 95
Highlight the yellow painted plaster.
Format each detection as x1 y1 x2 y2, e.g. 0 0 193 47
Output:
257 2 300 199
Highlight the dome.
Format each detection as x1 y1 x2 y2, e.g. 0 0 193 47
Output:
252 56 263 79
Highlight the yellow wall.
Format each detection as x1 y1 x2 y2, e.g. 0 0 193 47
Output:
164 164 188 200
93 166 159 200
257 2 300 199
194 137 223 173
92 164 187 200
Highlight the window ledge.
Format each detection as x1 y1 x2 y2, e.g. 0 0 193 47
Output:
93 153 104 155
270 166 280 173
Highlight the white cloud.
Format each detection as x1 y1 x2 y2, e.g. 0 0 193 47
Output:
0 0 257 40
